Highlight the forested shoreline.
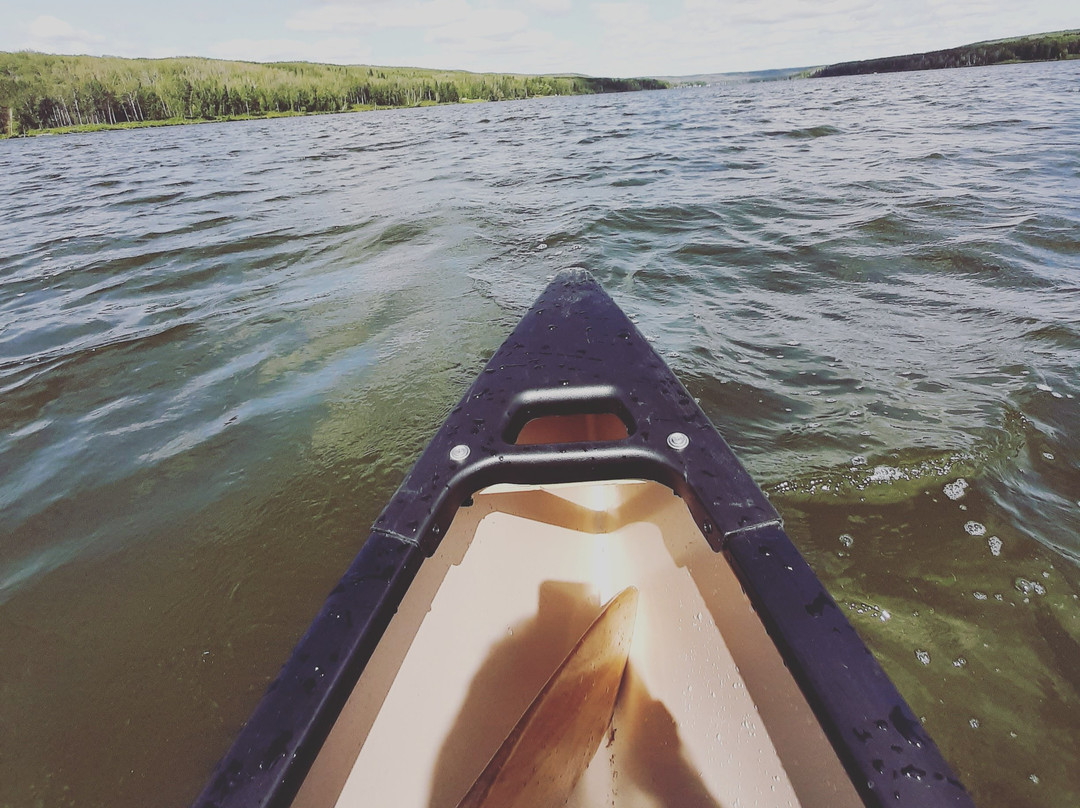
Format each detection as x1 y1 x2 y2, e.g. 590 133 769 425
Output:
0 52 667 136
808 30 1080 78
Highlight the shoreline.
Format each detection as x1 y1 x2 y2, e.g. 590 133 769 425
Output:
796 53 1080 80
2 98 494 139
0 53 667 139
806 31 1080 79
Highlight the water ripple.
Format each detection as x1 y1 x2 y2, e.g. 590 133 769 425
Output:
0 60 1078 808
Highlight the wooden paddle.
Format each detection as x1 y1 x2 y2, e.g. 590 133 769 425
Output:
455 586 639 808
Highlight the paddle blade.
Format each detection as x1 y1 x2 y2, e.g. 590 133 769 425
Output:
456 586 639 808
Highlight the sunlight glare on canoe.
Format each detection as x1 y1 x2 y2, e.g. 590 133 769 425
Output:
589 486 624 604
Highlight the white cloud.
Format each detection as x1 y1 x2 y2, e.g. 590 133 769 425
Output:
577 0 1051 74
5 0 1078 77
529 0 573 11
434 27 568 64
289 0 474 32
209 37 373 65
591 2 652 27
682 0 880 25
427 7 531 43
24 15 105 54
286 0 540 70
255 0 1080 75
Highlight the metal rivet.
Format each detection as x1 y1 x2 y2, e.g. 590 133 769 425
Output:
667 432 689 451
449 444 471 462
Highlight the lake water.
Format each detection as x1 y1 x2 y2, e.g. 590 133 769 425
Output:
1 60 1078 807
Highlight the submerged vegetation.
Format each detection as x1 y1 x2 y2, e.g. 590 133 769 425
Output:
0 52 667 136
808 29 1080 78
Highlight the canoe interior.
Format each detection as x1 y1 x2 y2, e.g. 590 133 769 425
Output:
292 475 863 808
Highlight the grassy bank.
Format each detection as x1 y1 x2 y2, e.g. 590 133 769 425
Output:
0 52 667 138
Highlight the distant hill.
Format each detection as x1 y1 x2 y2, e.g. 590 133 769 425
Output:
654 66 819 85
808 29 1080 78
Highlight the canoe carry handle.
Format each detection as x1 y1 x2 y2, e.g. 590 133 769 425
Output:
503 386 635 444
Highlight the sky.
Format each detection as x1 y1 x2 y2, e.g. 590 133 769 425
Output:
1 0 1075 77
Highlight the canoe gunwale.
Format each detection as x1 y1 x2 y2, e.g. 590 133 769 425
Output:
193 269 975 808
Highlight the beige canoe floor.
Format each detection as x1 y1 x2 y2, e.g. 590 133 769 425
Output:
293 480 864 808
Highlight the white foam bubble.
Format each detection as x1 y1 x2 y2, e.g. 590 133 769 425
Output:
964 521 986 536
1014 578 1046 596
944 479 968 500
915 649 931 665
988 536 1003 556
870 465 904 483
